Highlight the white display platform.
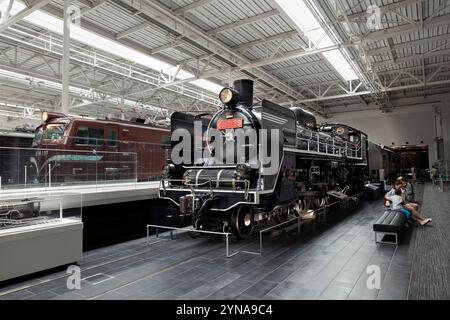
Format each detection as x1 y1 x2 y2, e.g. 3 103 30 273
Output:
0 218 83 282
0 181 160 209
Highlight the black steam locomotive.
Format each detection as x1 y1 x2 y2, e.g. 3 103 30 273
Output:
159 79 369 238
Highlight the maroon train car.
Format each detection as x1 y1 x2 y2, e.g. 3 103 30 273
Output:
32 112 170 184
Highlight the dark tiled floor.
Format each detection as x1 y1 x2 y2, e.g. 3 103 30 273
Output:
1 184 444 300
407 184 450 300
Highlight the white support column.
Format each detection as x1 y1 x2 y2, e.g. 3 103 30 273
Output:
120 96 125 120
61 0 70 114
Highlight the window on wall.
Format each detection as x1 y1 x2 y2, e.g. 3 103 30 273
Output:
75 127 104 145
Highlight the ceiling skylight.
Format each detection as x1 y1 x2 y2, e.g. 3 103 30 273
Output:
274 0 359 81
9 1 222 94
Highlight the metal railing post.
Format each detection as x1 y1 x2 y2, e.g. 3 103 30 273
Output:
226 234 229 257
95 151 98 188
24 165 27 187
317 134 319 152
135 153 138 184
48 163 52 188
59 198 63 221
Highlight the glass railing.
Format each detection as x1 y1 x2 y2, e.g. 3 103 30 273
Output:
0 139 171 190
37 137 171 179
0 146 142 190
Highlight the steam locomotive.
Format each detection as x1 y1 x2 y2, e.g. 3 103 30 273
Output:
159 79 369 238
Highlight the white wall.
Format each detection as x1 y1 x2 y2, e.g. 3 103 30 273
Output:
327 105 438 167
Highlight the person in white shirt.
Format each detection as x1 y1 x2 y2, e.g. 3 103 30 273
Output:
386 189 404 211
385 180 431 226
431 166 438 185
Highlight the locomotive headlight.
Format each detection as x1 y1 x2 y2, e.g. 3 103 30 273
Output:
42 112 49 122
219 88 239 106
235 164 250 178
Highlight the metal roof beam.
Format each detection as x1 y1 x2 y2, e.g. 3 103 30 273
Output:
206 9 279 35
269 60 330 74
42 3 183 69
115 23 148 40
383 71 450 86
78 0 108 18
292 79 346 89
174 0 217 15
236 44 349 70
150 37 185 54
118 0 323 112
378 61 450 78
363 14 450 42
281 70 338 82
297 79 450 103
373 48 450 69
367 33 450 56
0 0 51 34
347 0 420 21
232 30 297 53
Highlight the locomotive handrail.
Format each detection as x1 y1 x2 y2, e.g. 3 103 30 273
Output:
160 178 251 200
182 165 238 170
294 125 367 160
294 136 343 157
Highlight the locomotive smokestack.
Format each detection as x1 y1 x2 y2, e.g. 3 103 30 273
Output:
233 79 253 108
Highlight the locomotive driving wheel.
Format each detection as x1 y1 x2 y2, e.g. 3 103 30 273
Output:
231 206 254 239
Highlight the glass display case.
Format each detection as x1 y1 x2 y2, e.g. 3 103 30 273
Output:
0 192 83 282
0 197 59 229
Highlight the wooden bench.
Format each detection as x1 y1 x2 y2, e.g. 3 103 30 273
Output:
373 210 406 245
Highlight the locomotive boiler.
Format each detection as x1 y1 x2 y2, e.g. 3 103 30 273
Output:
160 79 368 238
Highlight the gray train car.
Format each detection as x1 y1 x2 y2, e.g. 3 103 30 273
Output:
368 141 400 183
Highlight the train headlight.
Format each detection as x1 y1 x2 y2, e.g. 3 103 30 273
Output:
235 164 250 178
42 112 49 122
42 111 65 122
219 88 239 107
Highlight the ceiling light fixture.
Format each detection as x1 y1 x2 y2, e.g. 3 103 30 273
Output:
9 1 223 94
274 0 359 81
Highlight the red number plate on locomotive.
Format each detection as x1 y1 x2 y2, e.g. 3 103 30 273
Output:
217 118 243 130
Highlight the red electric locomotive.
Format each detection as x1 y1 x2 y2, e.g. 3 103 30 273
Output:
32 112 170 184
